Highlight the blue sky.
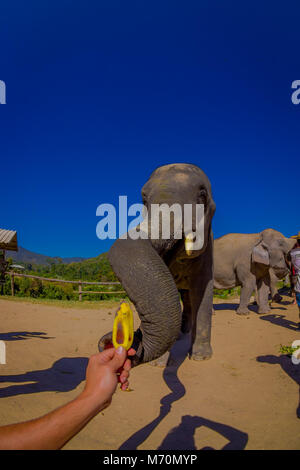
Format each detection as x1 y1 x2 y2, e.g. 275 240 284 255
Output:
1 0 299 258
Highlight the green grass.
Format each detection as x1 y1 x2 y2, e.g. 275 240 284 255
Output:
279 344 300 356
0 288 241 309
213 287 241 299
0 294 123 309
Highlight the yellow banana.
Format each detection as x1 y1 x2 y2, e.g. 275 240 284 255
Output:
112 302 134 350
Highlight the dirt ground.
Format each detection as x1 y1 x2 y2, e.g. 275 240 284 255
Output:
0 295 299 450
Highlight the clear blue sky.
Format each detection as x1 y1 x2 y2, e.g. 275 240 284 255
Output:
1 1 299 258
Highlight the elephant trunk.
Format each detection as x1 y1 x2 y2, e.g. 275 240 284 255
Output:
108 237 182 367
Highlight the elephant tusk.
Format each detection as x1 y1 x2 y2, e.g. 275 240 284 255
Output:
185 233 195 256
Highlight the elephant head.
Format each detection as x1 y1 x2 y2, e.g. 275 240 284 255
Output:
140 164 215 258
105 163 215 367
252 229 296 278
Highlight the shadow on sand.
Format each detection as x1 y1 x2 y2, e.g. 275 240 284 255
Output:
119 334 248 450
158 415 248 450
0 331 54 341
214 303 287 314
213 303 257 313
257 354 300 419
0 357 88 398
259 314 299 332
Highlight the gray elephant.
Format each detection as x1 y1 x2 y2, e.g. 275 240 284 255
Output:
252 268 287 306
99 163 216 366
268 268 289 303
269 268 283 302
214 229 296 315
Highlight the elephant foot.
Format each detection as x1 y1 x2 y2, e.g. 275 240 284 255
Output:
236 307 251 316
149 351 170 367
190 343 212 361
258 307 271 314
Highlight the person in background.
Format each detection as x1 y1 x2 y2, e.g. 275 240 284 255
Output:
290 232 300 321
0 346 135 450
290 265 297 304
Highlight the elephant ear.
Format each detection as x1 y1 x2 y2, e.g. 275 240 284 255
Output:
286 238 297 253
252 241 270 265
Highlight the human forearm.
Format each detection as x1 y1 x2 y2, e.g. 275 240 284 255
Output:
0 347 132 450
0 392 103 450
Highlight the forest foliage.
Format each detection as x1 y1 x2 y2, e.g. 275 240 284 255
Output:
2 254 124 301
2 253 243 302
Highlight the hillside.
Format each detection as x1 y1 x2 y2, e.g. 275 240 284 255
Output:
2 250 119 300
7 246 86 266
6 247 116 283
27 252 117 282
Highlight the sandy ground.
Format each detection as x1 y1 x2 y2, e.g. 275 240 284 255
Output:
0 296 299 450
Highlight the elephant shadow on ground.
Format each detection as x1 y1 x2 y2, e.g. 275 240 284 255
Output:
278 287 292 296
0 331 54 341
213 303 287 314
119 334 248 450
272 300 292 306
269 306 287 311
0 357 88 398
259 314 299 331
213 303 257 313
257 354 300 419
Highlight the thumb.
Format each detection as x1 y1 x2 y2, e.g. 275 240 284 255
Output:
110 346 127 371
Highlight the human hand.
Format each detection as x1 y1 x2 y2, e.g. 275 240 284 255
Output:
81 347 136 412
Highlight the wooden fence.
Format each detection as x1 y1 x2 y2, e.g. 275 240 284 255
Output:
5 271 125 301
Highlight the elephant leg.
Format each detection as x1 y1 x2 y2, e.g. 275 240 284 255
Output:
236 278 256 315
189 278 213 361
257 276 271 314
252 286 258 305
189 233 214 361
180 289 192 334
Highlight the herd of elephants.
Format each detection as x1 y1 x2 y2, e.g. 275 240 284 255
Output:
101 163 297 368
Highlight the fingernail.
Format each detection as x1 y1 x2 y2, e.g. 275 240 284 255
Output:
116 346 124 354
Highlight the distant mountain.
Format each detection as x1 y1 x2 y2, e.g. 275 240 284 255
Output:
6 246 86 266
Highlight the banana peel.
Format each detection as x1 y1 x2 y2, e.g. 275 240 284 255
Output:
98 301 134 391
112 301 134 351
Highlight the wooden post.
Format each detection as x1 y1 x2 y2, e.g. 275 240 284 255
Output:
10 273 14 297
79 280 82 301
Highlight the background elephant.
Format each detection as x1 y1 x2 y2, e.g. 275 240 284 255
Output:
214 229 296 315
253 268 289 306
269 268 283 302
100 163 216 367
267 267 291 303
